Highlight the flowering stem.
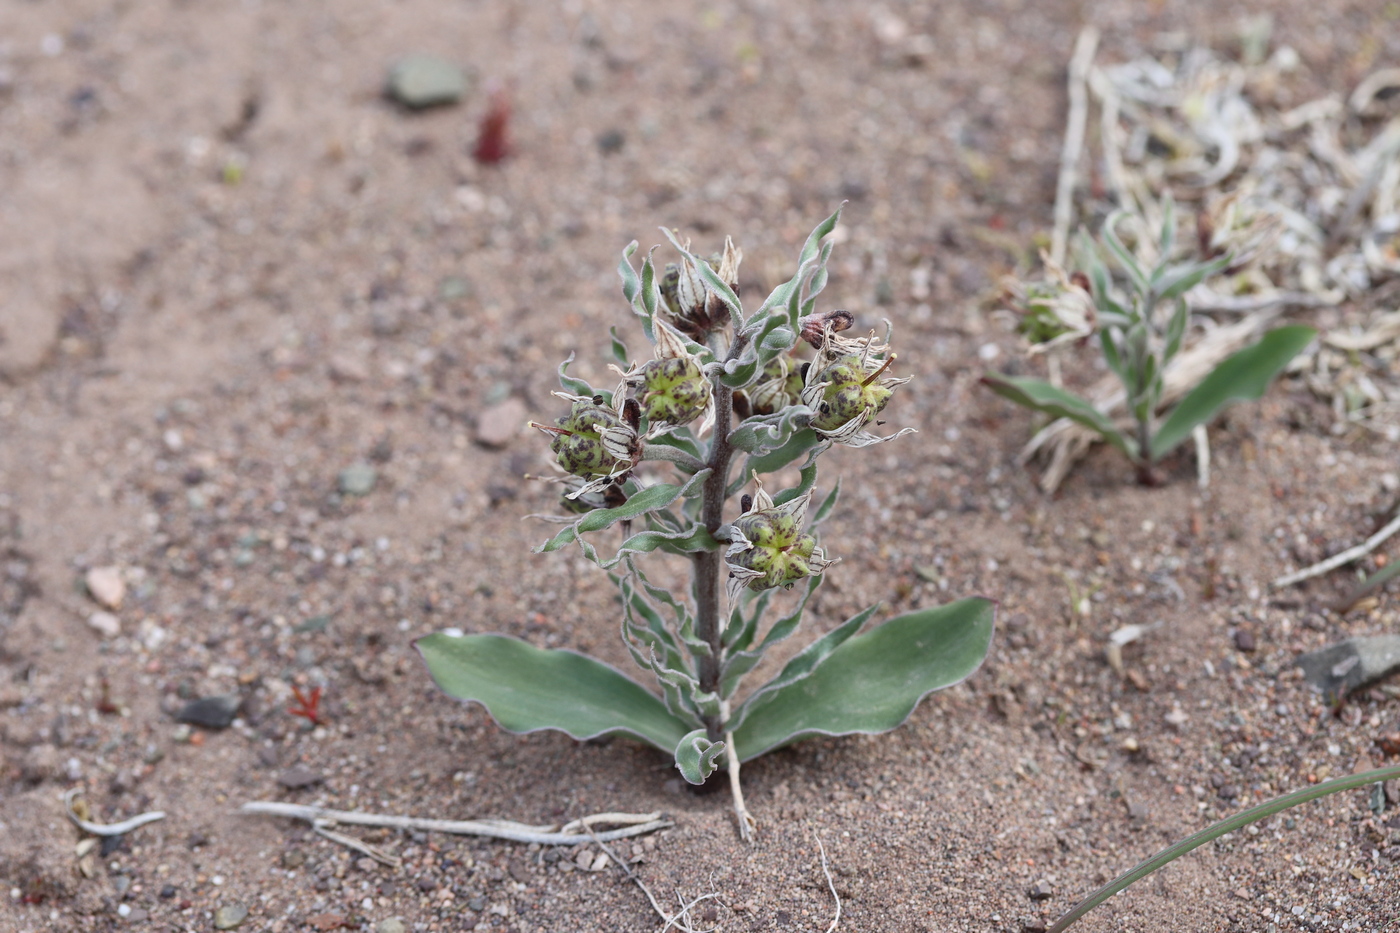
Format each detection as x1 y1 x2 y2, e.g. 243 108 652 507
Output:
693 333 748 742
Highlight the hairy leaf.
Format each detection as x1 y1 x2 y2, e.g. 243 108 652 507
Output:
1151 325 1315 459
674 729 726 785
417 633 693 752
535 470 712 554
730 598 995 761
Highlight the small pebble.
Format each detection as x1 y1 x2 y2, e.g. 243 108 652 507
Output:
1234 629 1257 652
386 55 468 109
376 919 406 933
1028 879 1054 901
475 398 526 449
87 611 121 639
338 463 378 497
175 694 241 729
213 902 248 929
85 566 125 609
276 765 324 789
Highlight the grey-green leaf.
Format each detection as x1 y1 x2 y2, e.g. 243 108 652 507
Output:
980 375 1137 461
416 633 692 752
535 470 712 553
729 597 995 761
674 729 726 785
1151 325 1315 460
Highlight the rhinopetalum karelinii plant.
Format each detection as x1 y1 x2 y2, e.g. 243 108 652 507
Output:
982 195 1316 484
416 209 995 839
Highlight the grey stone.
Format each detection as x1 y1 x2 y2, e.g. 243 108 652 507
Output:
387 55 468 109
175 694 241 729
276 765 323 789
1296 635 1400 699
1028 879 1054 901
475 398 526 449
376 920 407 933
213 903 248 929
338 463 377 496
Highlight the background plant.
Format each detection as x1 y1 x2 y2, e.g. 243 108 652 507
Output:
416 208 994 838
982 195 1315 484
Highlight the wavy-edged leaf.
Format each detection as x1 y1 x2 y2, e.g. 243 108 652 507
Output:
535 470 712 553
722 588 774 652
730 597 996 761
980 375 1137 461
756 205 844 319
720 576 822 699
416 633 693 752
555 353 598 400
575 523 719 570
674 729 726 785
1151 325 1315 460
659 227 744 331
799 241 835 319
609 326 630 368
809 478 842 528
1151 254 1231 303
739 426 823 483
716 347 762 390
771 460 818 508
1100 210 1150 295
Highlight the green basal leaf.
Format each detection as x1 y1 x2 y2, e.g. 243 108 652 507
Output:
535 470 712 553
416 633 693 752
1099 329 1125 381
729 597 995 761
980 375 1138 461
1151 325 1315 460
728 603 878 733
674 729 726 785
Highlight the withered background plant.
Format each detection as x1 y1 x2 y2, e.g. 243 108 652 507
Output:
416 208 993 838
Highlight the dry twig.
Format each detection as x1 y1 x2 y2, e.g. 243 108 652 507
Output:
63 789 166 837
1272 509 1400 589
240 801 671 847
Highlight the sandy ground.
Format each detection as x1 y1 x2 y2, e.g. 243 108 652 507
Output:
3 1 1400 931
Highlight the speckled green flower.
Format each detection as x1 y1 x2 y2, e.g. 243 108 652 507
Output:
800 325 914 447
620 318 714 433
529 389 641 497
722 477 834 599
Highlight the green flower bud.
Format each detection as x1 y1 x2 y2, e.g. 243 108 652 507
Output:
639 356 709 426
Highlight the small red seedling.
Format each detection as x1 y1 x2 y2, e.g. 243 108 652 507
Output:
473 87 511 164
287 684 325 726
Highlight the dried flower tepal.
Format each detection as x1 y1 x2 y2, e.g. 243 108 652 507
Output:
417 208 994 840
